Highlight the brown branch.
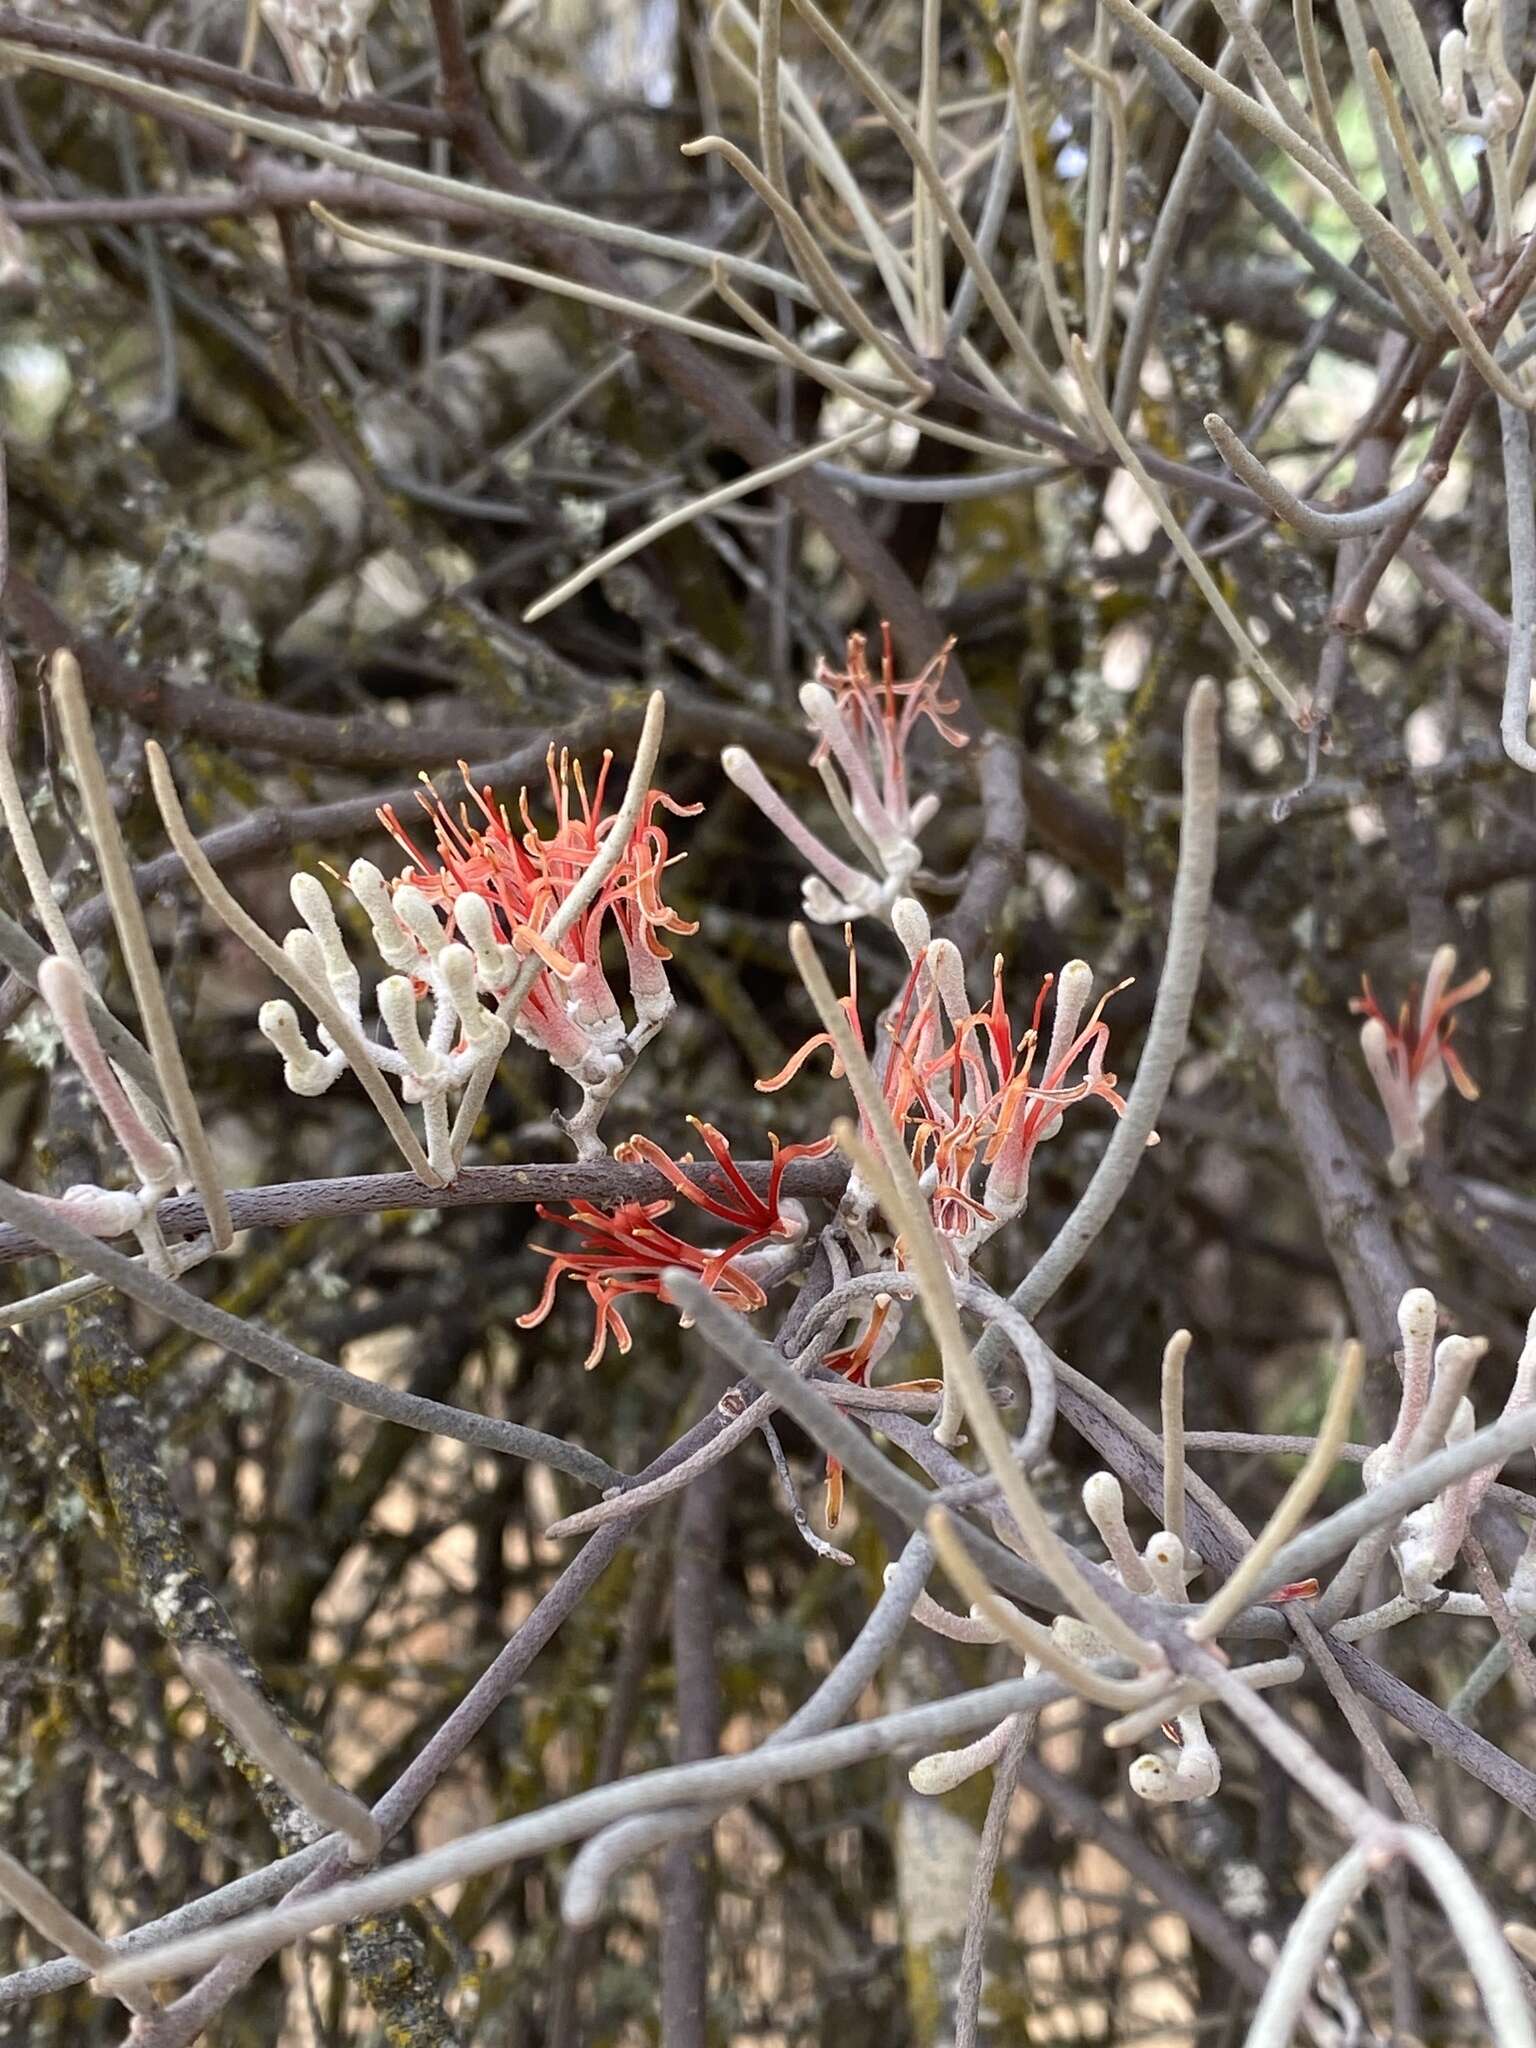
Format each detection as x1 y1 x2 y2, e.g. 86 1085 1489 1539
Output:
1206 903 1414 1422
0 1157 853 1269
0 10 453 137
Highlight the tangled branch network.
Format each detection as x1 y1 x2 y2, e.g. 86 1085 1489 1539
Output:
13 0 1536 2038
0 623 1530 2048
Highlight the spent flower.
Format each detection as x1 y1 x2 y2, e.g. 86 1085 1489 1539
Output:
722 626 968 924
1352 945 1488 1184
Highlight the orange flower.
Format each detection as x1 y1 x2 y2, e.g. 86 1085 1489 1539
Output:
760 932 1128 1245
1351 945 1488 1182
518 1125 830 1367
376 749 700 1080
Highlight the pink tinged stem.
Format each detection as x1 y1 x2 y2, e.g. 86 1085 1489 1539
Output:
1360 1017 1421 1178
562 957 625 1040
1434 1401 1483 1574
720 746 878 907
1388 1287 1438 1462
799 682 903 860
510 985 594 1074
618 919 674 1032
37 958 178 1188
26 1185 147 1239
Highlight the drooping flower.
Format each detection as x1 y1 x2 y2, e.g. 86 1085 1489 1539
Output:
517 1125 828 1367
1352 945 1488 1184
759 909 1129 1252
722 626 968 924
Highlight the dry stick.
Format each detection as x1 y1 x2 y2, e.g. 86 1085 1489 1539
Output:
953 1714 1034 2048
98 1670 1076 1990
785 0 1085 432
756 0 788 202
1205 0 1332 160
924 1507 1165 1707
0 1847 157 2019
828 1118 1154 1667
1063 47 1126 376
1397 1833 1536 2048
179 1649 381 1863
1010 1748 1273 1997
446 689 666 1162
1366 51 1476 303
1284 1608 1428 1825
945 89 1018 353
309 204 791 369
560 1530 939 1925
1071 358 1304 717
0 1395 756 2013
1499 397 1536 770
545 1392 776 1539
1292 0 1347 166
1463 1535 1536 1706
1202 412 1439 542
1161 1329 1191 1545
135 1382 779 2043
147 744 441 1185
711 0 919 338
0 43 816 307
665 1272 1059 1611
1267 1393 1536 1593
677 137 928 392
1136 43 1402 330
48 653 233 1249
1111 38 1237 421
0 1175 622 1490
707 261 1023 469
957 1277 1056 1469
1366 0 1466 223
0 1156 852 1268
1058 1356 1536 1818
522 411 894 624
997 11 1076 375
1189 1342 1364 1642
0 6 453 135
1244 1843 1378 2048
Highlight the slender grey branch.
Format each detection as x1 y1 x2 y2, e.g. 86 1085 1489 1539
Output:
0 1176 622 1489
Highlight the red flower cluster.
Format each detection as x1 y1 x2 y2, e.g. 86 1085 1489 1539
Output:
378 749 699 1068
760 933 1129 1243
517 1120 831 1367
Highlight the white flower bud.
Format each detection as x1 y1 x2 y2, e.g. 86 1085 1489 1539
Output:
289 873 360 1012
453 891 510 986
438 944 505 1054
348 859 419 972
377 976 437 1084
258 999 341 1097
392 885 447 959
